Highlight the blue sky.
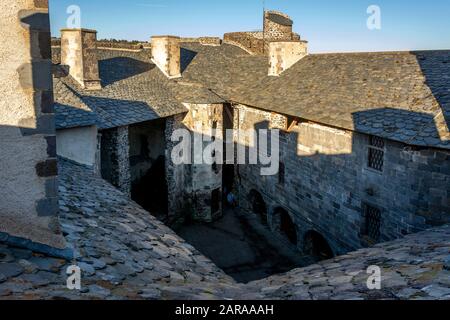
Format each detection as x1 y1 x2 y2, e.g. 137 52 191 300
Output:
49 0 450 53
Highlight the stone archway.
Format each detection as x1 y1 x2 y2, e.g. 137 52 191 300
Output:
304 230 334 261
273 207 297 245
248 190 268 225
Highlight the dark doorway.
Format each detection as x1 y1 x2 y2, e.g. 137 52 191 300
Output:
223 165 235 193
131 155 168 216
128 119 168 218
304 230 334 261
248 190 268 225
279 209 297 245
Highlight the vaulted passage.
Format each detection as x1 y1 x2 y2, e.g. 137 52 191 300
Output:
304 230 334 261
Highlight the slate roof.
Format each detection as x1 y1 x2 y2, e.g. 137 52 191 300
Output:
53 77 97 130
52 48 189 130
178 44 450 150
52 42 450 149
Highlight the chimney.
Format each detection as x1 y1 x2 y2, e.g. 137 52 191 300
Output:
151 36 181 78
60 29 101 90
268 40 308 76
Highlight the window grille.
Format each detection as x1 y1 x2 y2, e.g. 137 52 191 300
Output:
368 136 385 171
363 203 381 242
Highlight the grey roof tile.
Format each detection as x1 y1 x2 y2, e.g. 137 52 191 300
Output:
180 44 450 150
52 43 450 149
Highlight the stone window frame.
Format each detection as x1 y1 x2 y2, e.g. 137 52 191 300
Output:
367 135 385 172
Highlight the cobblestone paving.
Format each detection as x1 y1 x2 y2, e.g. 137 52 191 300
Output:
244 228 450 300
0 161 449 300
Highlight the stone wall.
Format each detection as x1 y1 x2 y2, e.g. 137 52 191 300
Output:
0 0 66 251
223 32 266 55
165 114 190 223
165 104 224 223
224 11 301 56
56 126 99 169
100 126 131 196
268 41 308 76
184 103 224 222
181 37 222 46
233 104 450 256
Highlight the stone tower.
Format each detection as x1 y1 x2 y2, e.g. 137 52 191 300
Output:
263 10 297 41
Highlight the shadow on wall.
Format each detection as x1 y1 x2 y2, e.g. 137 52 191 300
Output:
238 107 449 261
413 51 450 134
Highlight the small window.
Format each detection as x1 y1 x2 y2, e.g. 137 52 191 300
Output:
211 188 221 214
362 203 381 242
368 135 385 171
278 162 285 185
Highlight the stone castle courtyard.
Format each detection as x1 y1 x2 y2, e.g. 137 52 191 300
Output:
0 1 449 301
1 160 449 300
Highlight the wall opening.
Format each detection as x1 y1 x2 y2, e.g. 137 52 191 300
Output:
273 207 297 245
222 103 235 194
248 190 268 225
304 230 334 261
128 119 168 218
131 155 168 215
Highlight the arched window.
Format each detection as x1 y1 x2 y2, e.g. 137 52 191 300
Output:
273 207 297 245
304 230 334 261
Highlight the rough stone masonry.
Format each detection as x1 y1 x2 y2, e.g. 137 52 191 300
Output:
0 0 66 252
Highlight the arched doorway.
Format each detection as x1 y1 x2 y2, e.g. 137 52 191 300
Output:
248 190 268 224
273 207 297 245
304 230 334 261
